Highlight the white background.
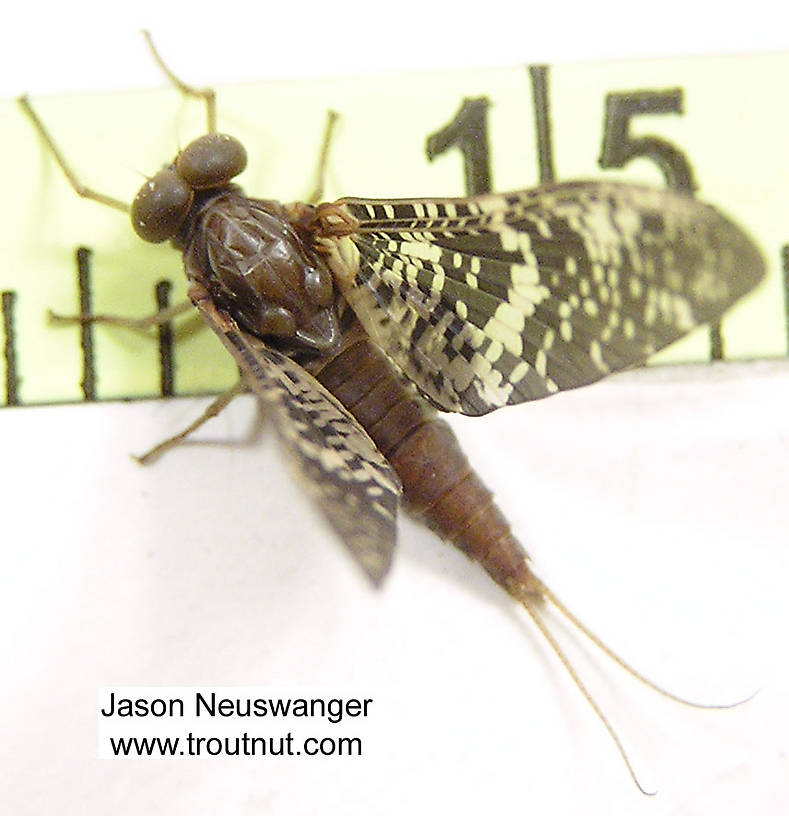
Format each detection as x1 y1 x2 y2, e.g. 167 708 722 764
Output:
4 3 789 95
2 7 789 816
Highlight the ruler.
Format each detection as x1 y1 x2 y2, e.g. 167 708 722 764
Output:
2 53 787 408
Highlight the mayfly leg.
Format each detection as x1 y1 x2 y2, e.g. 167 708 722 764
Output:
133 379 248 463
144 28 339 205
20 30 219 217
19 39 214 330
19 46 240 456
18 95 129 214
47 299 192 329
20 95 194 329
307 110 340 205
147 25 338 206
142 30 217 134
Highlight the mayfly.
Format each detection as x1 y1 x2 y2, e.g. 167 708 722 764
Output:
19 34 764 792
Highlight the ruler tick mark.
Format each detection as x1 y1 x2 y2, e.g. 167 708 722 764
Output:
76 247 97 402
2 289 19 406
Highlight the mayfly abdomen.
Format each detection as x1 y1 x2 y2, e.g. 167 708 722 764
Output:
392 417 532 593
310 326 534 595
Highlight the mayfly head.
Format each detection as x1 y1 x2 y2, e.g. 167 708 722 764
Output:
130 133 247 243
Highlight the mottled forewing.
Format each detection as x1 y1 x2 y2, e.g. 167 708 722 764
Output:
192 295 401 584
324 182 764 415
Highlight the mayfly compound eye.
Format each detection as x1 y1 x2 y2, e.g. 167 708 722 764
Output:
131 169 194 243
176 133 247 190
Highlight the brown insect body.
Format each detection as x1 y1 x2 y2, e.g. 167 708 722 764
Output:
177 188 341 354
310 331 534 596
181 171 532 599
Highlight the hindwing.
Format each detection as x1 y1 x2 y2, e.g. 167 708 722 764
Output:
192 292 401 584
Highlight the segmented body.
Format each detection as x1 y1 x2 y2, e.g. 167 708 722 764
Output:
179 185 535 588
309 323 532 595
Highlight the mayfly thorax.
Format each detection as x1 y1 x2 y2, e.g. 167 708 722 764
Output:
18 33 765 793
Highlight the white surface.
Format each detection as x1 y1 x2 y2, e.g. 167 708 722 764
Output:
2 15 789 816
2 361 788 814
1 3 789 97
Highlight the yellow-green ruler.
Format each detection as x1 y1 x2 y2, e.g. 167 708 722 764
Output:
2 53 786 407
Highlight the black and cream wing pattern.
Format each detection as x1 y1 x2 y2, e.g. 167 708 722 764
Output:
321 181 764 415
191 293 401 584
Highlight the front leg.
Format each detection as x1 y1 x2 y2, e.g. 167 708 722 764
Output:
48 299 192 330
